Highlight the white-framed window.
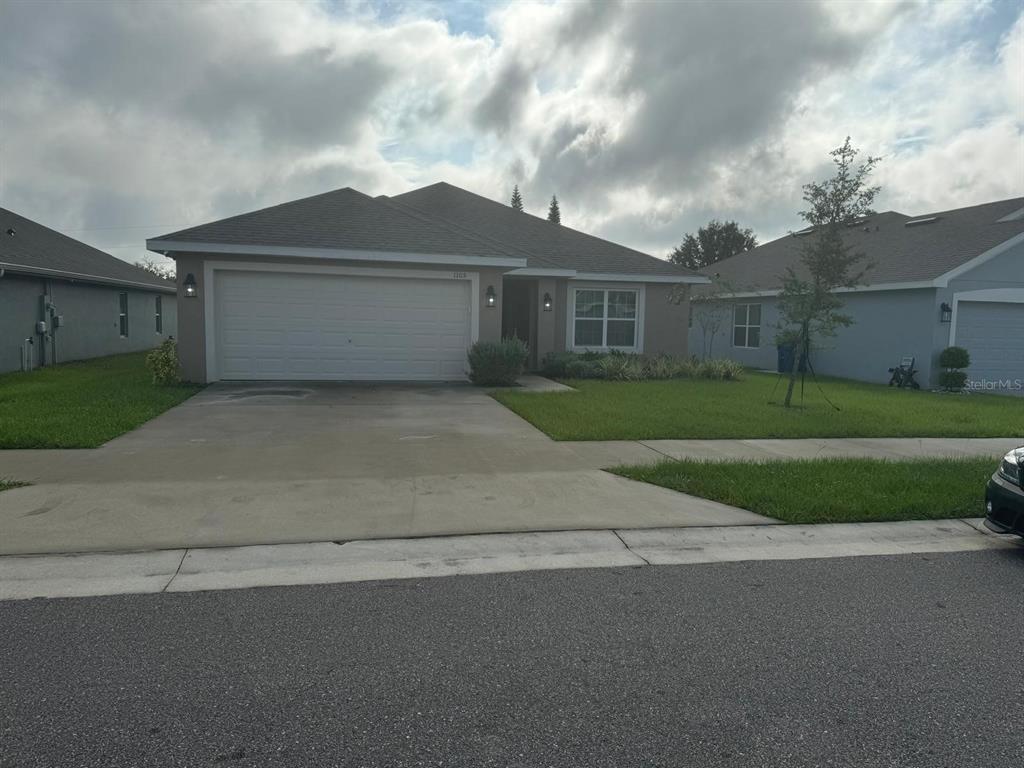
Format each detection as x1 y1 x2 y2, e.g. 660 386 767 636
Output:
571 287 641 351
118 292 129 338
732 303 761 348
155 295 163 334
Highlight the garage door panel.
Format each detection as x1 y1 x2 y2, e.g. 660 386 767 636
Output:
955 301 1024 396
214 270 472 381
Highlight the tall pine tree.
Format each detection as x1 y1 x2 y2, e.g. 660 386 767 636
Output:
547 195 561 224
510 185 523 212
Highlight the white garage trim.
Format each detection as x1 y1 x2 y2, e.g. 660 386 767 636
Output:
150 240 526 269
202 260 479 381
948 287 1024 346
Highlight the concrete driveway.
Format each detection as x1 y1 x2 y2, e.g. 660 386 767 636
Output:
0 383 766 554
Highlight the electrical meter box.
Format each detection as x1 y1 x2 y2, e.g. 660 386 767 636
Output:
35 320 47 334
53 315 64 328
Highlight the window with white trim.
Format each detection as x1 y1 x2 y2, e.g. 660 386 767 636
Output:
732 303 761 348
155 295 163 334
118 292 129 338
573 288 638 350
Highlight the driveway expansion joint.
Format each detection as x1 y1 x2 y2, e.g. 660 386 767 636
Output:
612 529 651 566
162 549 188 593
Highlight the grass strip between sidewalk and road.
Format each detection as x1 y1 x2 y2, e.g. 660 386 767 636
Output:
0 351 202 449
492 374 1024 440
612 456 996 524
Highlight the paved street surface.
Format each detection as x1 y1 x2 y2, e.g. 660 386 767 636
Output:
2 549 1023 767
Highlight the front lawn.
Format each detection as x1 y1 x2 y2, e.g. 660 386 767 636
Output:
613 457 995 524
0 352 202 449
492 373 1024 440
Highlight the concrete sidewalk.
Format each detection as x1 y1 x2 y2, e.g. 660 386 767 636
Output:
567 436 1022 466
0 518 1016 601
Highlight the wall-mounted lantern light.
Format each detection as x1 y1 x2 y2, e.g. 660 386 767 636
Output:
940 302 952 323
542 292 553 311
485 285 497 308
183 273 197 298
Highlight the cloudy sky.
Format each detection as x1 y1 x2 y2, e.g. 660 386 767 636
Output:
1 0 1021 267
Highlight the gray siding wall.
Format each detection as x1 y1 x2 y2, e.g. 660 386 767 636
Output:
689 289 940 387
0 273 176 374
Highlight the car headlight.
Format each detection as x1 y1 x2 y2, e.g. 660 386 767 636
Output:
998 452 1022 486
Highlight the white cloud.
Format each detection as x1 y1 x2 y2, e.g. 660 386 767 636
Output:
0 0 1019 267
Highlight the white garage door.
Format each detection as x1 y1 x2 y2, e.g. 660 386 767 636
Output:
214 270 472 381
955 301 1024 396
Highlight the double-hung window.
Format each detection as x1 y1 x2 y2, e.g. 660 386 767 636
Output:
732 303 761 348
119 292 129 338
573 288 639 350
155 295 163 334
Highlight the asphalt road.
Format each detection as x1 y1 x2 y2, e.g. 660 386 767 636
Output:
2 549 1023 768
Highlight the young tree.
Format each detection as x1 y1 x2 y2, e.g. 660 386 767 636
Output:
547 195 561 224
777 138 880 408
670 220 757 270
690 278 736 358
135 257 175 280
510 184 524 212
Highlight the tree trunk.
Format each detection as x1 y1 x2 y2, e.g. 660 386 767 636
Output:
782 323 806 408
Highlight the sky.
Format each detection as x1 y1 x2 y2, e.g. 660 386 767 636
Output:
1 0 1021 269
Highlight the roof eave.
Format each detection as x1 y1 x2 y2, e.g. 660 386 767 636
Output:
0 261 175 293
147 240 528 269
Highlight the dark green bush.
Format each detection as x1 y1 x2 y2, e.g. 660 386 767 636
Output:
939 346 970 370
938 369 968 391
145 337 181 385
468 337 529 386
540 352 578 378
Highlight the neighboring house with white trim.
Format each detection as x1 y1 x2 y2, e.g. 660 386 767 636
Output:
1 207 176 374
688 197 1024 395
148 183 706 383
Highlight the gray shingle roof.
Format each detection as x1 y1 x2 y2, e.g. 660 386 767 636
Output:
391 183 700 277
704 197 1024 291
150 187 518 260
1 207 174 292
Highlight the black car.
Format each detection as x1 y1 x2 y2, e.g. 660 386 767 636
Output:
985 446 1024 536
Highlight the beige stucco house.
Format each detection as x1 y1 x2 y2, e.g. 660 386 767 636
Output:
147 183 706 383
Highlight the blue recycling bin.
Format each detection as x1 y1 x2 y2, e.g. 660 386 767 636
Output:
777 344 807 373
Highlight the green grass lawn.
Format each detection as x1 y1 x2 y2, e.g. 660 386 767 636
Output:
613 457 995 524
492 373 1024 440
0 352 202 449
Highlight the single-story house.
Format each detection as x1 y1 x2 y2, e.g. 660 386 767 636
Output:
688 197 1024 395
1 207 177 374
147 183 705 383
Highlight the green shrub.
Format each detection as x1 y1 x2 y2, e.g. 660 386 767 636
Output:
540 352 578 378
695 358 744 380
598 353 645 381
937 345 970 392
468 337 529 386
939 346 970 370
541 350 742 382
145 338 181 385
938 369 968 391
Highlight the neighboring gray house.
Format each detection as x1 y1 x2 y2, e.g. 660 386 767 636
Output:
1 207 177 374
688 197 1024 395
147 183 705 383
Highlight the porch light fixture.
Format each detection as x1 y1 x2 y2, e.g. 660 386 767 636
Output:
542 292 553 311
183 273 197 298
940 302 952 323
485 285 497 308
